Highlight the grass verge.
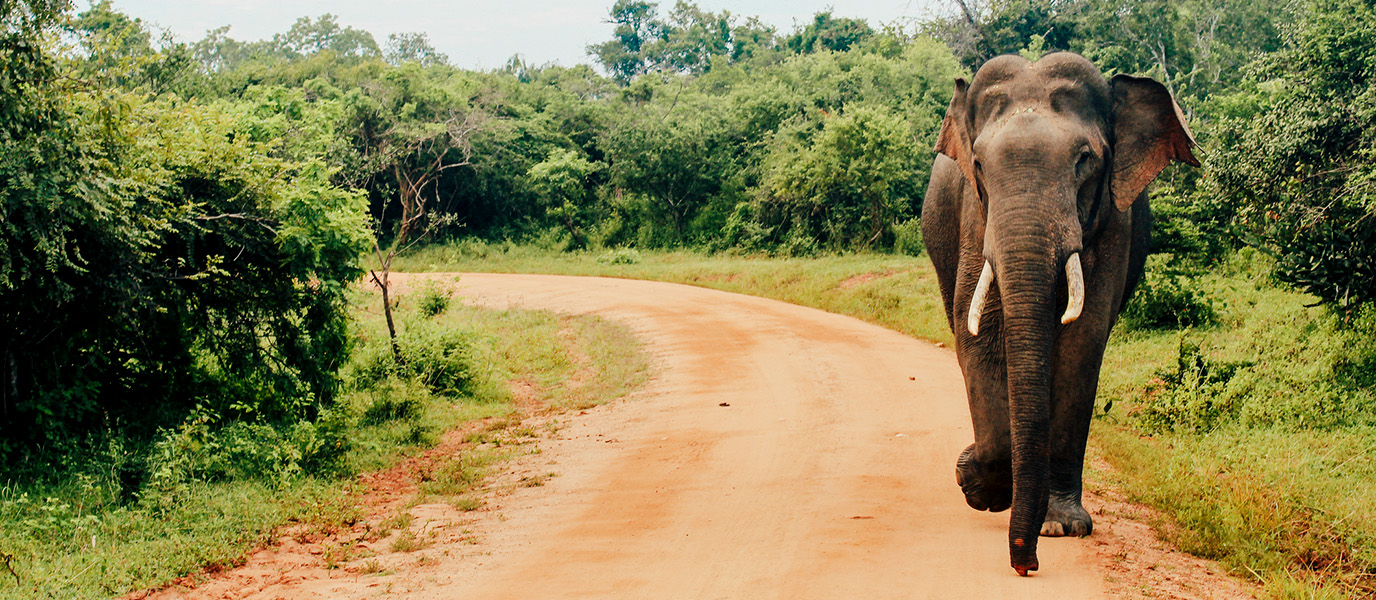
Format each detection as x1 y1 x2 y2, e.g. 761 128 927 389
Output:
398 240 1376 599
0 280 648 600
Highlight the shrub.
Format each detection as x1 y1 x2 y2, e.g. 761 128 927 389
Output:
351 319 488 399
143 413 351 492
1120 256 1219 330
1134 339 1252 434
892 217 924 256
360 378 428 425
415 281 454 317
1206 0 1376 317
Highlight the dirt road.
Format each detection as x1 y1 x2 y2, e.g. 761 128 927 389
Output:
146 273 1255 600
433 272 1099 598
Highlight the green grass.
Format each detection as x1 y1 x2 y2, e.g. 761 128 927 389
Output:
0 283 649 600
398 240 1376 599
395 241 953 345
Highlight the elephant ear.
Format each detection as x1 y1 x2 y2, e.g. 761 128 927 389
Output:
935 78 977 188
1110 74 1200 211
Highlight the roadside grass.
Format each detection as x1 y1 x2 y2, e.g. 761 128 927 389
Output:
400 240 1376 599
396 241 952 345
0 282 647 600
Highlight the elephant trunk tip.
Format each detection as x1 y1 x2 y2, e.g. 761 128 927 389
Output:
1012 542 1039 577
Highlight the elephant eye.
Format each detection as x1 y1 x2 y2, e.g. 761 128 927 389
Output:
1076 150 1092 171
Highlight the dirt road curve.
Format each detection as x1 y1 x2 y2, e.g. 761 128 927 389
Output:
145 273 1255 600
438 272 1100 599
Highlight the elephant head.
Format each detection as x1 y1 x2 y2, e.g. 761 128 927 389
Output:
933 53 1198 575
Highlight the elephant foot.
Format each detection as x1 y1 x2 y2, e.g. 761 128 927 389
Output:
955 444 1011 512
1040 492 1093 537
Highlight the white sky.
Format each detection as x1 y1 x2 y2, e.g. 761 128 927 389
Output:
108 0 945 70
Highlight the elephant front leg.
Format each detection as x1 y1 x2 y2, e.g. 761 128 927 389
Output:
956 443 1012 512
1042 454 1092 537
1042 329 1106 538
954 314 1015 514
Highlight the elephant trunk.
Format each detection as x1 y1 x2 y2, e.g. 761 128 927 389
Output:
991 221 1065 576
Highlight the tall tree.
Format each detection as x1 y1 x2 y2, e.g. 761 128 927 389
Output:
782 11 875 54
272 14 379 58
341 65 485 360
385 32 449 67
588 0 664 83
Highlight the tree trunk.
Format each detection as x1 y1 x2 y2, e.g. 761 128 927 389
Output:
371 268 403 365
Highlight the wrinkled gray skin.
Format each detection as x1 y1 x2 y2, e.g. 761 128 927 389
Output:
921 53 1198 576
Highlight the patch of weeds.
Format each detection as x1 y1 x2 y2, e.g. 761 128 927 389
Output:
389 529 431 553
1134 339 1252 434
359 558 385 575
453 496 483 511
287 486 362 542
520 472 556 488
421 449 506 499
1263 571 1352 600
322 542 363 570
597 247 642 265
415 280 454 318
371 512 412 541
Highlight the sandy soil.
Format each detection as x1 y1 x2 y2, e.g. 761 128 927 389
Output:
133 273 1259 600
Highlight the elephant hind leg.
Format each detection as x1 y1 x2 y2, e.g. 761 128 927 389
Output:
956 444 1013 513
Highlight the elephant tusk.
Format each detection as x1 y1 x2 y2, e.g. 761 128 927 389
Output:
1061 253 1084 325
967 261 994 336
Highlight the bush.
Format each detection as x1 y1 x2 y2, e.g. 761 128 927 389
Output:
360 380 427 425
415 280 454 317
1120 256 1219 330
892 217 924 256
0 90 369 470
1205 0 1376 317
144 412 352 492
352 319 489 399
1134 339 1252 434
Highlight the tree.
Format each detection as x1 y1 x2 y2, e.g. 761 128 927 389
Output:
760 105 920 249
385 32 449 67
340 65 485 360
1207 0 1376 317
528 149 602 249
588 0 664 83
588 1 781 83
605 93 737 244
272 14 379 59
782 11 875 54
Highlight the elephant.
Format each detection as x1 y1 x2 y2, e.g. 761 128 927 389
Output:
920 52 1199 576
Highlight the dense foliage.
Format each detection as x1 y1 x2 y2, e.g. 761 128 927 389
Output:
1207 0 1376 316
4 0 1376 595
0 2 370 478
